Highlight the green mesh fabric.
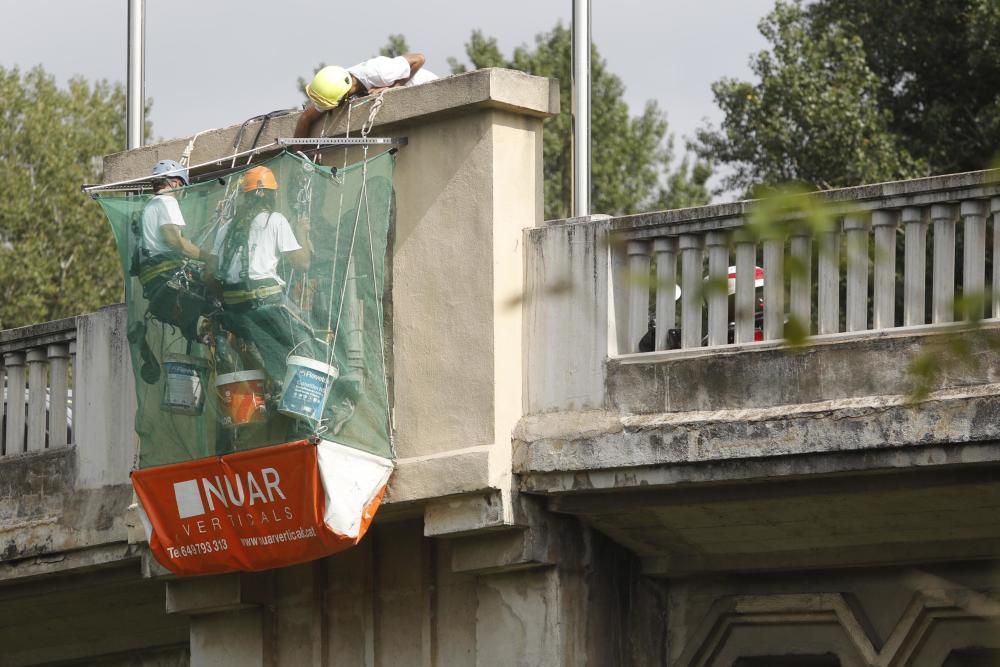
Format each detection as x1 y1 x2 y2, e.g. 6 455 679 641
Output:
96 151 394 468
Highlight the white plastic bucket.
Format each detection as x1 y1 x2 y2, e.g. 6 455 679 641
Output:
278 356 339 427
162 354 207 416
215 370 268 425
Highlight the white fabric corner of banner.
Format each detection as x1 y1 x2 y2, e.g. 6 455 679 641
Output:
132 501 154 543
316 440 394 538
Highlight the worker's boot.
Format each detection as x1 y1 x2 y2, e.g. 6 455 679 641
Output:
127 320 161 384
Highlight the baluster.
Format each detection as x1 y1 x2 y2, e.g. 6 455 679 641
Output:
0 363 6 457
652 238 677 350
763 235 785 340
844 213 870 332
902 207 927 326
931 204 956 324
706 231 729 346
789 229 812 335
4 353 26 456
734 239 757 344
961 200 987 320
69 340 76 446
26 348 47 452
679 234 703 349
872 210 898 329
47 344 70 449
993 198 1000 319
818 222 841 335
626 240 651 353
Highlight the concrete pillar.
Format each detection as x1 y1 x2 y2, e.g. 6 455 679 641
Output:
3 352 26 456
74 306 137 487
931 203 956 323
25 347 47 452
818 223 841 334
653 237 677 350
871 209 898 329
734 236 756 344
626 240 652 353
46 344 71 448
705 231 730 347
843 213 870 332
902 206 927 326
190 609 266 667
679 234 704 348
167 573 274 667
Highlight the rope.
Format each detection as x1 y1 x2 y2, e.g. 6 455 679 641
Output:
364 150 395 457
325 99 354 333
357 91 394 453
179 128 218 167
361 91 386 138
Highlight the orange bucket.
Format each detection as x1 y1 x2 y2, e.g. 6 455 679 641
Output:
215 370 267 425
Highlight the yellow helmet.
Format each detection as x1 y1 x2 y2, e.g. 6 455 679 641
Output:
306 66 353 110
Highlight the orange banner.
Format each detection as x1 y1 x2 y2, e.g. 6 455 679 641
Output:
132 440 384 576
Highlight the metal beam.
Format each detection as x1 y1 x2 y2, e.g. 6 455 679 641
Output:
277 137 408 146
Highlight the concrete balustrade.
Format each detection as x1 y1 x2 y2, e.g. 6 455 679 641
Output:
0 321 76 458
594 171 1000 356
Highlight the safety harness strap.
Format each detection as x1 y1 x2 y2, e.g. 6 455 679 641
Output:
139 259 182 286
222 285 284 305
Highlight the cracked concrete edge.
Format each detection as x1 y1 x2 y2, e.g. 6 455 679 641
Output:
521 441 1000 495
384 446 496 505
0 540 141 584
448 496 557 574
513 388 1000 475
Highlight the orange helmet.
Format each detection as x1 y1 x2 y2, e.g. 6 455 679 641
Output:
242 166 278 192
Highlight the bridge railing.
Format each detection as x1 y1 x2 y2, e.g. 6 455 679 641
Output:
610 171 1000 354
0 318 75 458
0 306 134 491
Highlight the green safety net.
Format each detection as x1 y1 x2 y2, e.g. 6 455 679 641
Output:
95 151 394 468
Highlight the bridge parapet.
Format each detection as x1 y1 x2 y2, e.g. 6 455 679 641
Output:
521 172 1000 577
0 306 137 579
526 170 1000 413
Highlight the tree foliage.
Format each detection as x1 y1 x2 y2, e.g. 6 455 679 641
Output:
379 34 410 58
449 26 710 219
0 66 128 329
697 0 1000 194
696 1 925 194
808 0 1000 176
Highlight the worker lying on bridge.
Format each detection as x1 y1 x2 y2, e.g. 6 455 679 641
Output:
293 53 438 137
206 165 318 387
128 160 211 383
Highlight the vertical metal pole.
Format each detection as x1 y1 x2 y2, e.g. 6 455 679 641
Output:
127 0 145 149
572 0 591 218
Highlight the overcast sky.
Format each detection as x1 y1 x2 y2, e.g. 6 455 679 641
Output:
1 0 774 166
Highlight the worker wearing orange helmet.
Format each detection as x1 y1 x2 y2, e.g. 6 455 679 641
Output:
293 53 438 137
207 165 316 384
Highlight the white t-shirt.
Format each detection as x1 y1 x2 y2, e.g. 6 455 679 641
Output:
140 194 186 257
212 211 301 285
347 56 438 92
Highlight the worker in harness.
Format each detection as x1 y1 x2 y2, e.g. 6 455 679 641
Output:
128 160 210 382
292 53 438 137
207 165 317 387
